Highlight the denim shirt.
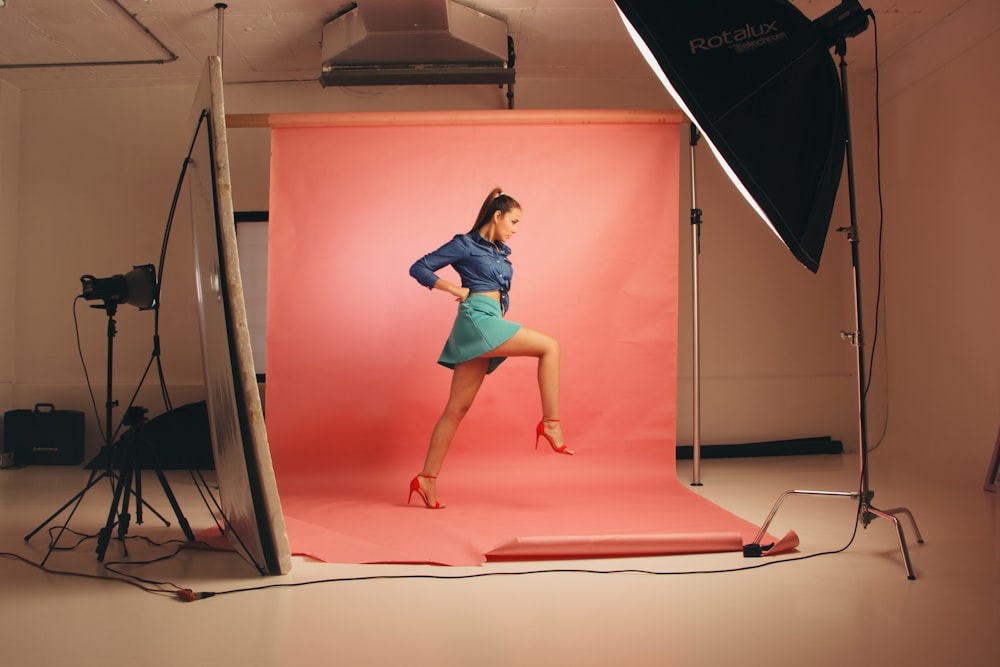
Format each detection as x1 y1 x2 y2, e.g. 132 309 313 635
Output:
410 231 514 312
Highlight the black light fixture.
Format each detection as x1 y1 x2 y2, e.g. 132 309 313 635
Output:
80 264 158 310
614 0 924 578
614 0 852 273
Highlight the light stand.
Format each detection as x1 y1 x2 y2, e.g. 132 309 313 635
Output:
742 29 923 579
25 266 194 563
689 125 704 487
612 0 924 579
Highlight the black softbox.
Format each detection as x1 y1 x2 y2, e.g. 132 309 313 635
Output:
615 0 845 272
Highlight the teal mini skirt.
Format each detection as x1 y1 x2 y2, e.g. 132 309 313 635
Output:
438 294 522 374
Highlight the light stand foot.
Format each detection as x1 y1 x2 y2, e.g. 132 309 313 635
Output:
742 489 923 580
863 502 923 580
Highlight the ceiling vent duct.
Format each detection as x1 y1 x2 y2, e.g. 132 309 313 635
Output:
320 0 514 87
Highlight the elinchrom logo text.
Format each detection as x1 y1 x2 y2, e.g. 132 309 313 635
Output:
689 22 784 54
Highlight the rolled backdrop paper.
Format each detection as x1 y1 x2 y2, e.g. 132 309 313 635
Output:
266 111 680 478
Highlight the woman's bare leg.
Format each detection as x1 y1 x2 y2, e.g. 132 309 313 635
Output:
488 326 568 450
418 357 490 506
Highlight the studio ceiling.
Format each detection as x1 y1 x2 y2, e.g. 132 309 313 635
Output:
0 0 973 91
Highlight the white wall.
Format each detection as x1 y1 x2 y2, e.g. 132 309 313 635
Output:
14 86 204 453
0 81 20 413
874 0 1000 486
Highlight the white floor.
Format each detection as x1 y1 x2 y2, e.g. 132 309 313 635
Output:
1 451 996 667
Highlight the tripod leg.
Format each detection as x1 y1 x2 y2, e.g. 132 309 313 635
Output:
25 469 105 542
866 504 917 580
117 463 134 546
97 452 133 562
134 456 144 525
148 452 196 542
118 426 171 526
122 455 177 527
33 470 112 568
879 506 924 543
744 489 858 556
133 490 171 525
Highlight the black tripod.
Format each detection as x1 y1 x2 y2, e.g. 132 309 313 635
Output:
742 35 923 579
25 300 194 564
94 404 194 561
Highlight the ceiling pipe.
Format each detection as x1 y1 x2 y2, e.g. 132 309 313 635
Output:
0 0 177 71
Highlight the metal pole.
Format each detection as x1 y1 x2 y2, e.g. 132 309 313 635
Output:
215 3 228 66
689 125 703 486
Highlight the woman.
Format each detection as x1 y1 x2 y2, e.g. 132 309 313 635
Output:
407 187 571 509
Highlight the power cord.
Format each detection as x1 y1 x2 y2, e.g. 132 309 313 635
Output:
862 10 890 453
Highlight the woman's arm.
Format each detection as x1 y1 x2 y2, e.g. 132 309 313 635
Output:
410 235 470 301
431 278 471 301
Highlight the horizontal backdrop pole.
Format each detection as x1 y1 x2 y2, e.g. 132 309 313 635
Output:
226 109 685 129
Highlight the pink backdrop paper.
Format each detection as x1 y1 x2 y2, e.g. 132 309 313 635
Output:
266 113 680 475
259 111 796 565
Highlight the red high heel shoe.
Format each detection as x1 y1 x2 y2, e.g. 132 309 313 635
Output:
535 418 573 455
408 473 444 509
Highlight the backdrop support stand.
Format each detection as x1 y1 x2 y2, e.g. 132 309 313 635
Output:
689 124 703 486
743 37 923 579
